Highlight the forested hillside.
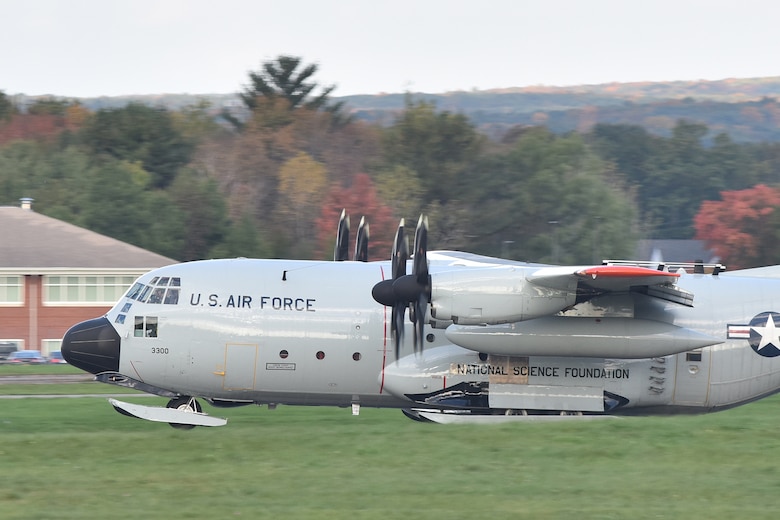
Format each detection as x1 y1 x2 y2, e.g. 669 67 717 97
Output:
28 75 780 143
3 62 780 268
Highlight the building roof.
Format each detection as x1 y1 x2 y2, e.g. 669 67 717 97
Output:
0 206 175 270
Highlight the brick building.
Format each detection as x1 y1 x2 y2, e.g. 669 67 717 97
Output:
0 200 174 354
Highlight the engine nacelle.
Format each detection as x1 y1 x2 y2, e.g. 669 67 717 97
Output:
430 266 576 325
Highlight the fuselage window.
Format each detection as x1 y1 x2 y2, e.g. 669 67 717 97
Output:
158 277 170 286
170 277 181 287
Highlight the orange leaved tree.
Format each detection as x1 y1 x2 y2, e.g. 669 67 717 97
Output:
694 184 780 268
315 174 396 261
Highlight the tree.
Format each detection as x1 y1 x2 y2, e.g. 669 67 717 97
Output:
694 184 780 268
0 90 15 121
591 121 763 239
81 103 194 189
27 97 77 116
208 213 272 259
277 152 328 256
464 128 636 263
235 55 346 127
168 168 228 261
315 173 395 261
382 97 483 204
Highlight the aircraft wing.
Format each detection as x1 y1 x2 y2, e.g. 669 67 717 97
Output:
530 264 693 307
430 261 692 327
440 264 717 358
429 253 685 299
529 264 680 291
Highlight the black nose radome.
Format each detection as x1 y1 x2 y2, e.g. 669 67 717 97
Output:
61 317 121 374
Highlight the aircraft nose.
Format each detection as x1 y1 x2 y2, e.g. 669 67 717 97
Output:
61 317 121 374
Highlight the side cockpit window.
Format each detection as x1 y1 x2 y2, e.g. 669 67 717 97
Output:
134 316 158 337
126 277 181 305
126 282 144 300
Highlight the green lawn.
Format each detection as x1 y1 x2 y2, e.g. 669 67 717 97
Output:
1 389 779 519
0 364 83 376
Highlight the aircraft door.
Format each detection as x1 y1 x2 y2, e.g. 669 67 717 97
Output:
223 343 258 390
672 349 711 406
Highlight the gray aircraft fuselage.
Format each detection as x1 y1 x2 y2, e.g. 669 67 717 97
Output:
61 255 780 418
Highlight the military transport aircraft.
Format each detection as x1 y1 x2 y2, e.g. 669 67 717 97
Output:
61 212 780 427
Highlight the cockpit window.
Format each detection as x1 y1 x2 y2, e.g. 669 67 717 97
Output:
137 285 153 303
148 287 166 304
128 276 182 305
163 289 179 305
126 282 144 300
134 316 158 337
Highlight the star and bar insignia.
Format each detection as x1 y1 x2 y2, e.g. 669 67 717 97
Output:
728 312 780 358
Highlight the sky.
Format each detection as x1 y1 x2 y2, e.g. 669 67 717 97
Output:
2 0 779 98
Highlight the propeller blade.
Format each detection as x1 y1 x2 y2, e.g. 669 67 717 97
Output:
371 218 408 306
392 301 405 361
413 292 427 356
391 219 408 280
354 216 369 262
334 209 350 261
410 215 430 356
412 215 428 284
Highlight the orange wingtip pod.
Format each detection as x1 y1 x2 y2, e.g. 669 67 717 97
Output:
577 266 681 279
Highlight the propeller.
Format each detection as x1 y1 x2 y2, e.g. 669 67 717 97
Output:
396 216 430 355
371 216 431 358
354 216 369 262
334 209 350 261
371 219 408 359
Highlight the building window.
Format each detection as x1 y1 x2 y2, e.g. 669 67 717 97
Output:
0 276 23 305
44 275 136 304
41 339 62 356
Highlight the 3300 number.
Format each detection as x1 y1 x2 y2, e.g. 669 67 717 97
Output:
151 347 169 354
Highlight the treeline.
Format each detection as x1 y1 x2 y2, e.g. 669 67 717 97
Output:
3 58 780 268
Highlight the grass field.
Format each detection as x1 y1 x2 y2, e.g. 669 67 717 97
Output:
2 381 780 519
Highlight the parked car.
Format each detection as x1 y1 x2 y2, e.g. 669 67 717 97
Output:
6 350 46 364
48 351 67 364
0 342 18 361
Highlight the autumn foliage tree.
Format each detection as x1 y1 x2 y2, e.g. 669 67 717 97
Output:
694 184 780 268
315 173 396 261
